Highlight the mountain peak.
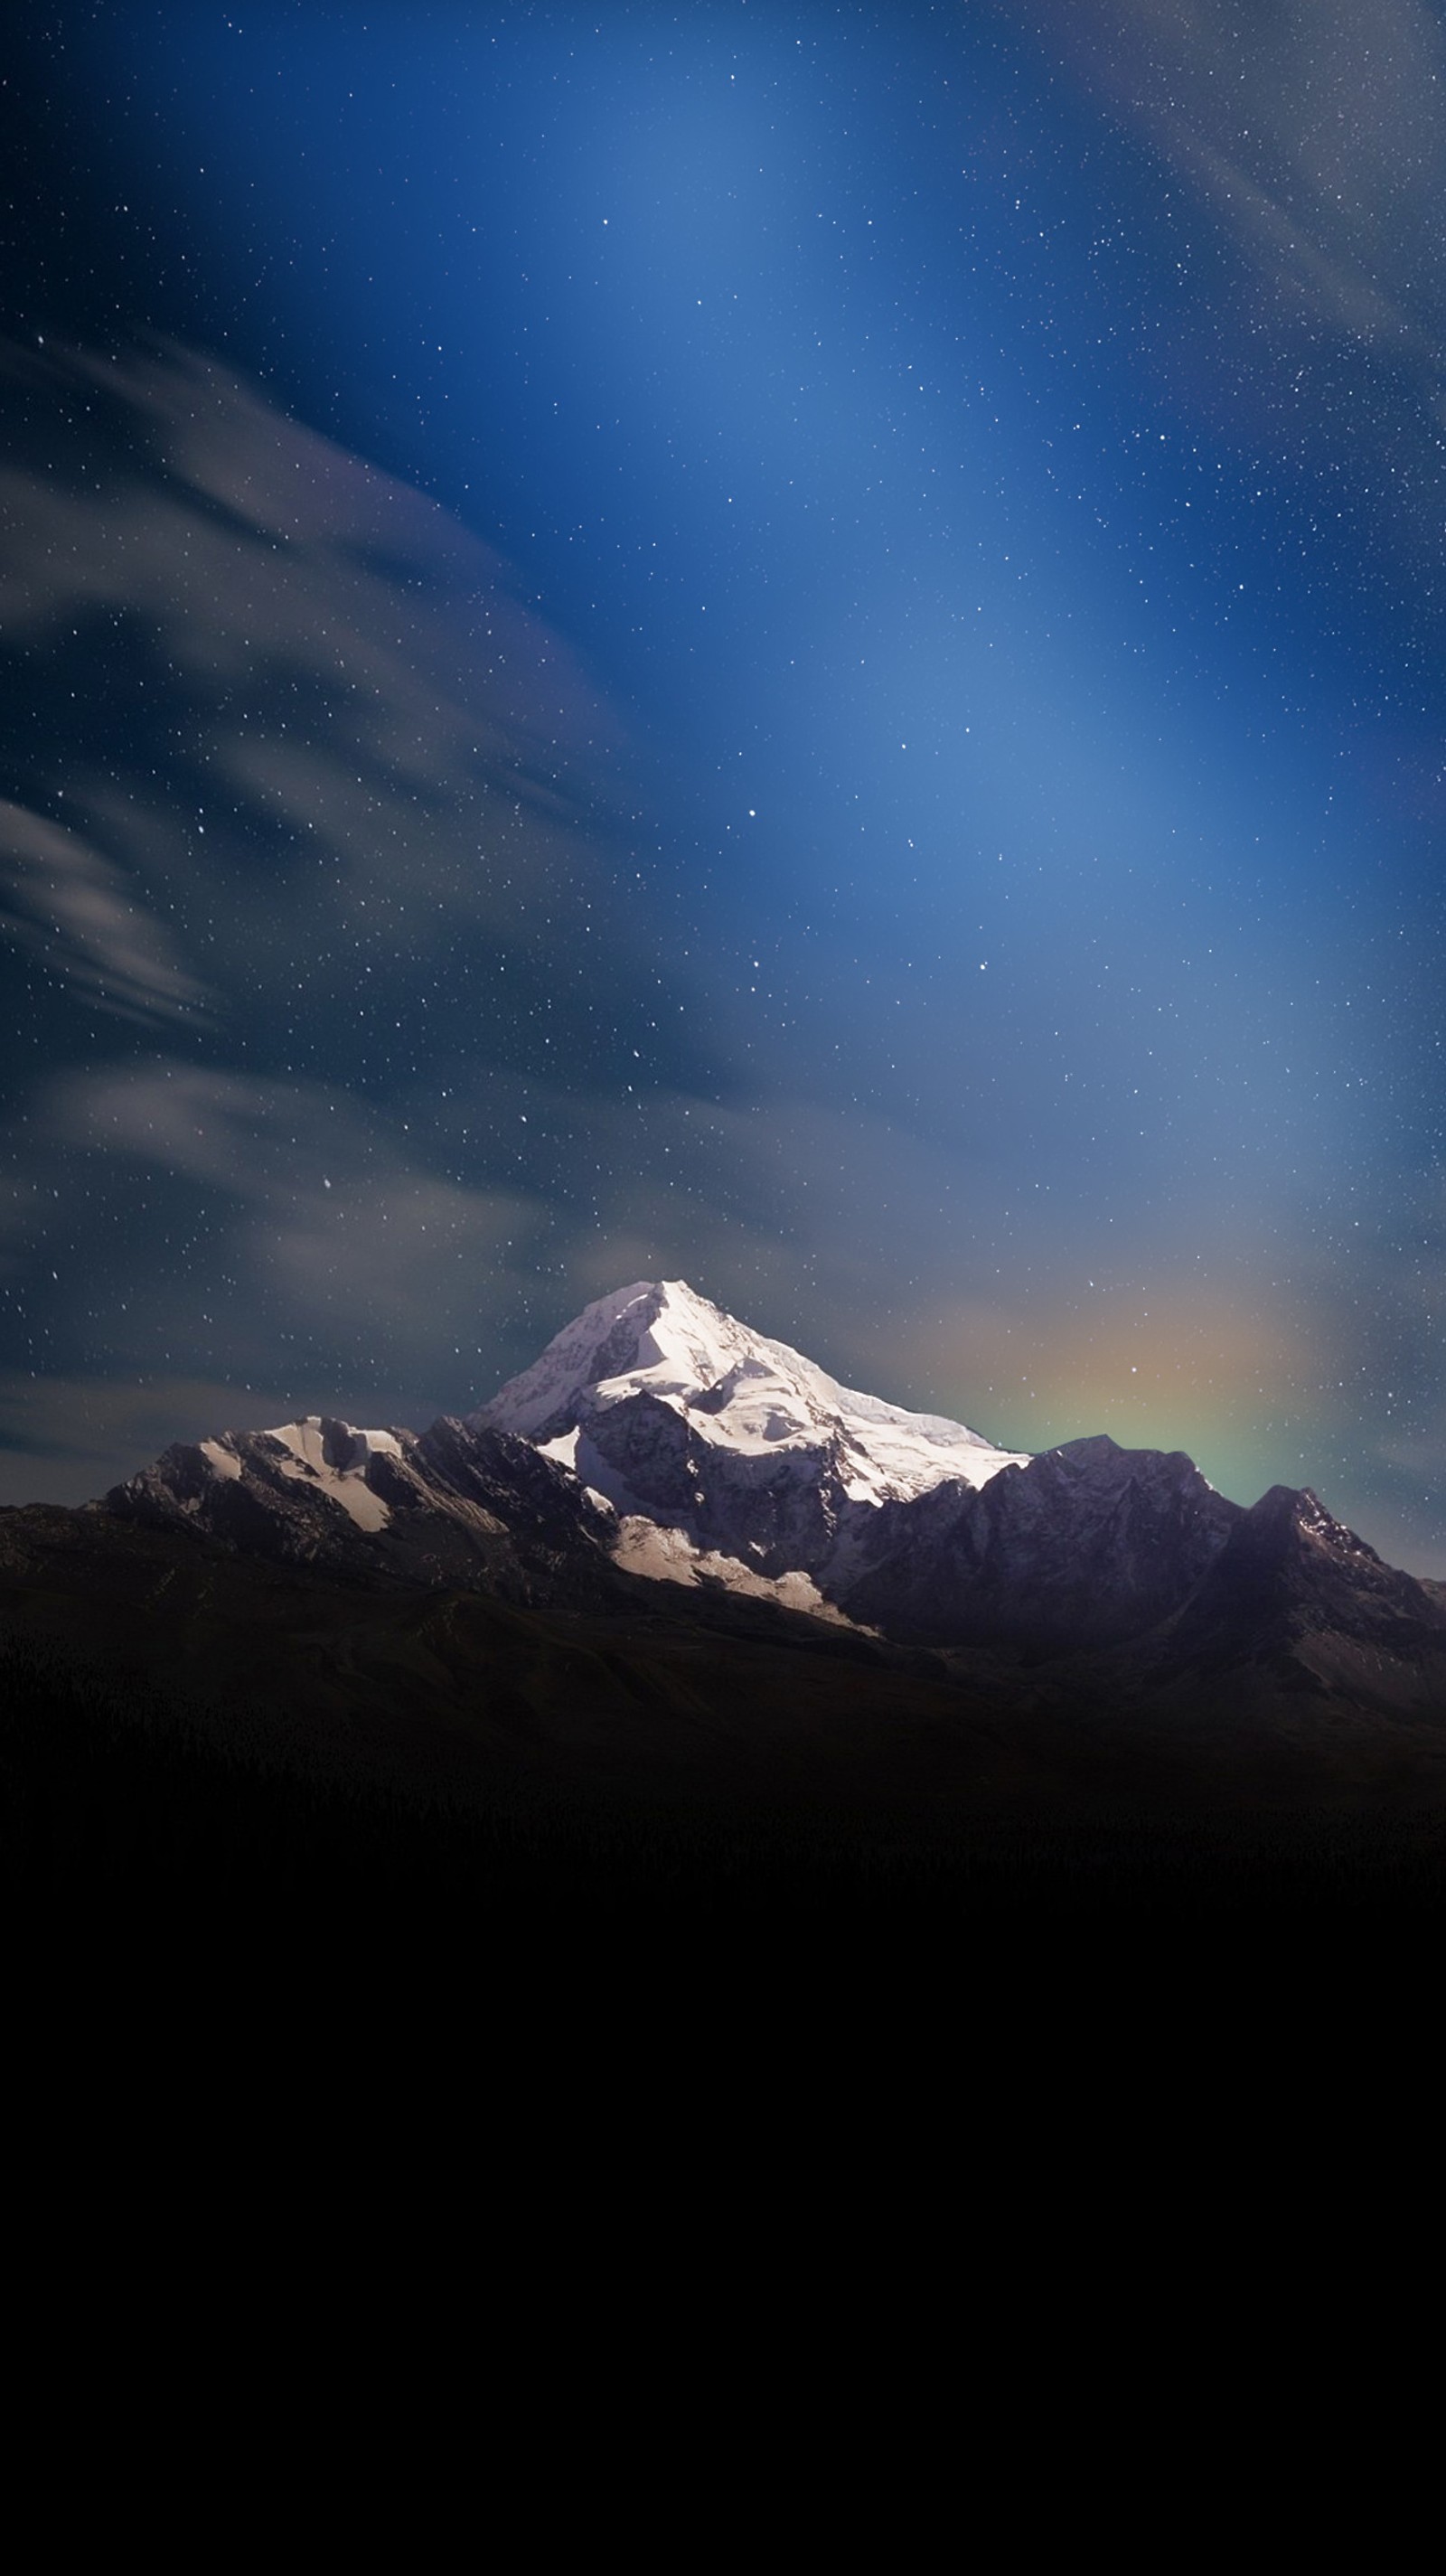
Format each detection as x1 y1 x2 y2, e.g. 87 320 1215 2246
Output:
1243 1482 1383 1564
471 1276 1028 1505
470 1277 750 1443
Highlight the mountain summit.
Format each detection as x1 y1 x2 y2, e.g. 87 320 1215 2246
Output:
473 1277 1028 1509
462 1279 1249 1639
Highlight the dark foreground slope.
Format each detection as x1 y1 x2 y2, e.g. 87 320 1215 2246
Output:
8 1627 1445 1956
4 1474 1446 1940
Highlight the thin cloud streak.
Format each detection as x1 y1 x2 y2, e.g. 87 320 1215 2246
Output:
0 800 211 1026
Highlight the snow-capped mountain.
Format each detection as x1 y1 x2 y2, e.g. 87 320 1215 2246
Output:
94 1279 1248 1644
465 1279 1240 1642
468 1276 1034 1611
87 1277 1446 1702
473 1278 1028 1501
107 1281 1033 1626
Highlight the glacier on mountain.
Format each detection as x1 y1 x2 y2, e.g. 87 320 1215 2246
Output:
472 1277 1028 1511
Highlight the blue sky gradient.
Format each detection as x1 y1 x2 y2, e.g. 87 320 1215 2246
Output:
3 1 1443 1569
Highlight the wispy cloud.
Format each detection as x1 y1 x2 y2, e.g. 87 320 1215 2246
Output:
0 335 731 1490
0 1371 304 1504
1029 0 1446 333
1026 2 1446 362
0 799 211 1025
53 1060 547 1378
0 334 685 1044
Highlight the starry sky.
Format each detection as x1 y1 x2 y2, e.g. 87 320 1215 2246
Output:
3 0 1445 1572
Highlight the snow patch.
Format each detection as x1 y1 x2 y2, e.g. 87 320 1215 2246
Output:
199 1439 241 1481
262 1414 393 1532
324 1479 391 1534
612 1513 859 1625
349 1428 403 1462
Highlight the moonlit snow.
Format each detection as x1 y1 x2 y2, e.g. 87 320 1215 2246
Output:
193 1415 401 1532
474 1277 1028 1504
148 1283 1034 1618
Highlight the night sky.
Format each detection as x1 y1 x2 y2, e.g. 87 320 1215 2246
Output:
3 1 1445 1574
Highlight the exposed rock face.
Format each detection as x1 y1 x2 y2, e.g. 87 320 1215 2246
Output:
1134 1483 1446 1714
835 1436 1239 1650
106 1411 622 1610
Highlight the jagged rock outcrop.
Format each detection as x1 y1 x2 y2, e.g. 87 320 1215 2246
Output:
834 1435 1239 1650
1131 1483 1446 1716
106 1411 622 1611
